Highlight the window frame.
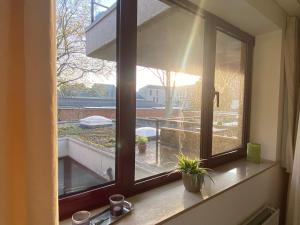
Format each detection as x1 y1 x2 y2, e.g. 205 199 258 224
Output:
59 0 254 220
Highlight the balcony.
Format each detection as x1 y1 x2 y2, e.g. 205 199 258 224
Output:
86 1 251 75
58 111 241 196
88 0 201 74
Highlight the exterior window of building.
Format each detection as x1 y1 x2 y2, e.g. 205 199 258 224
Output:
57 0 117 198
58 0 254 218
212 31 246 155
135 0 204 180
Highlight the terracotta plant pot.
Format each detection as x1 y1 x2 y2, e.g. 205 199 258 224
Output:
182 173 204 193
138 143 147 153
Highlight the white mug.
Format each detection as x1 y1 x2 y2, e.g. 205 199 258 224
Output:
72 211 91 225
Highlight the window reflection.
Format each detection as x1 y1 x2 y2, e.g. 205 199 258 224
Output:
135 0 204 180
212 31 246 155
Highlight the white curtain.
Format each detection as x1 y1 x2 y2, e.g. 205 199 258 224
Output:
281 17 300 173
0 1 58 225
286 121 300 225
283 17 300 225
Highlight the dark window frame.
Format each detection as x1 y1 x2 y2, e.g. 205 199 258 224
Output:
59 0 254 220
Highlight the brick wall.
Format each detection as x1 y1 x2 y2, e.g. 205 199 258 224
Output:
58 108 181 121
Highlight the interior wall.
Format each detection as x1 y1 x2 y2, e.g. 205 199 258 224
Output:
247 0 287 28
250 30 284 161
163 165 284 225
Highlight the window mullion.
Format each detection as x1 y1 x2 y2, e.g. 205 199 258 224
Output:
242 43 253 149
116 0 137 193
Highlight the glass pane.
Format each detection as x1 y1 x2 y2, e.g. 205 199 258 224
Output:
93 0 117 21
212 31 246 155
135 1 204 180
57 0 116 196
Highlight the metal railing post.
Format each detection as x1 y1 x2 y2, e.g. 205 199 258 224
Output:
91 0 94 23
156 119 159 165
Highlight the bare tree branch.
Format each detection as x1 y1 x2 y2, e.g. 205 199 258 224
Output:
56 0 115 87
147 68 177 118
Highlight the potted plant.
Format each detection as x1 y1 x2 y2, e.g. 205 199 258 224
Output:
136 136 148 153
175 152 213 193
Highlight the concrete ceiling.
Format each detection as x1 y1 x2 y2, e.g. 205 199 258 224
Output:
86 0 287 74
275 0 300 16
88 5 243 75
190 0 285 35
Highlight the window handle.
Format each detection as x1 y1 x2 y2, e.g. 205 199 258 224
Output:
214 91 220 108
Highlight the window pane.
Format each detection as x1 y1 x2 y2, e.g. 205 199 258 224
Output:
93 0 117 21
212 31 246 155
135 1 204 180
57 0 116 196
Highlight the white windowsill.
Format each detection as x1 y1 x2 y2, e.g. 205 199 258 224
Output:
60 159 277 225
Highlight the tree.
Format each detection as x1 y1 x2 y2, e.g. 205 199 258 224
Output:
56 0 114 88
214 69 243 112
60 83 98 97
190 69 243 112
147 68 176 118
191 80 202 111
91 83 116 98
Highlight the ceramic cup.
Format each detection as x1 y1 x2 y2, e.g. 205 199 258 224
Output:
109 194 125 217
72 211 91 225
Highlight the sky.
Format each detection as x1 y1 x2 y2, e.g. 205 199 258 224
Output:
84 66 201 91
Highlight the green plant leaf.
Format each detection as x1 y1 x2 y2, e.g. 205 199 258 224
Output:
174 152 214 183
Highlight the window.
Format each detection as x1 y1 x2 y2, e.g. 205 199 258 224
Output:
135 0 204 180
58 0 254 219
57 0 116 201
91 0 117 22
212 31 246 155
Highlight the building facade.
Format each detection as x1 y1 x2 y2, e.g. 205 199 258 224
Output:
138 84 195 108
